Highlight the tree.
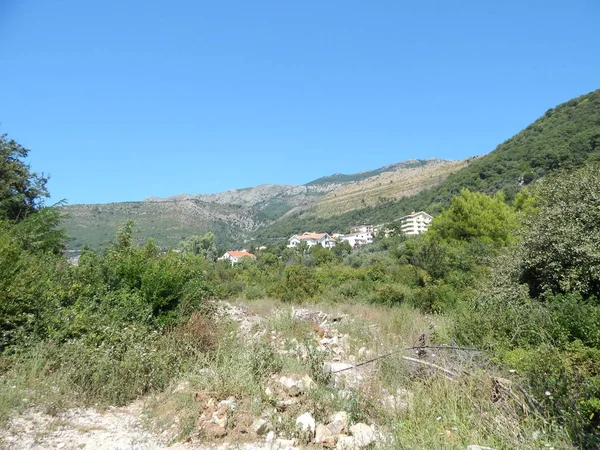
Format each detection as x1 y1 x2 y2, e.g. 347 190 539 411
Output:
427 189 518 248
520 165 600 299
310 243 335 266
0 134 49 222
332 240 352 259
178 232 217 261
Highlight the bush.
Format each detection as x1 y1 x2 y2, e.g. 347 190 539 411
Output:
278 265 319 302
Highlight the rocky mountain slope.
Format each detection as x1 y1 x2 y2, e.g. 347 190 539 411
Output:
251 89 600 244
61 158 464 250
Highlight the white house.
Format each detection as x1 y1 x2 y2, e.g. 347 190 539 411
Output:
288 232 336 249
398 211 433 235
339 232 372 248
350 224 374 234
219 250 256 265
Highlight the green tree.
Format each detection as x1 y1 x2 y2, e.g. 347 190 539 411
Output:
178 232 218 261
295 241 309 255
427 189 518 248
0 134 50 222
332 240 352 259
520 165 600 299
310 244 335 266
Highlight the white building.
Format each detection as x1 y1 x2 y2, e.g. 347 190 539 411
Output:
398 211 433 235
219 250 256 265
339 232 373 248
288 232 336 249
350 224 374 234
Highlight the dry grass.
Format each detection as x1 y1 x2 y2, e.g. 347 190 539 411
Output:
313 159 469 218
145 299 573 448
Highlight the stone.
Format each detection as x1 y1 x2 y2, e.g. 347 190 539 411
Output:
315 423 333 443
277 376 302 396
349 423 376 447
218 397 237 411
265 430 276 442
253 418 272 435
302 374 315 391
321 434 338 448
296 412 316 434
323 362 363 388
467 446 495 450
327 411 349 435
213 412 227 428
203 422 227 439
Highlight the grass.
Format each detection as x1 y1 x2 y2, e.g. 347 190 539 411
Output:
1 298 575 449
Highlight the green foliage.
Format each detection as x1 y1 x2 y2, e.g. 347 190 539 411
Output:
519 165 600 299
427 189 518 247
0 134 50 222
310 244 336 266
178 232 218 261
452 165 600 446
278 265 319 302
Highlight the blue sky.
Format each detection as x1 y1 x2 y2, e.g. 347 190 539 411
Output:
1 1 598 205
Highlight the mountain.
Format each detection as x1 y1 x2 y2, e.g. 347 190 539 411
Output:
251 89 600 244
62 90 600 250
60 158 464 250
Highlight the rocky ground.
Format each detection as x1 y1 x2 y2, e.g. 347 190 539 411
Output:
1 302 495 450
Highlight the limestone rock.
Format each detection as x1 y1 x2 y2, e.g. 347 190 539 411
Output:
295 412 316 434
327 411 349 435
315 423 333 443
321 434 338 448
349 423 376 447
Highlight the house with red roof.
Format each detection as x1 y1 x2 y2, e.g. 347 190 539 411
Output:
219 250 256 265
287 232 336 249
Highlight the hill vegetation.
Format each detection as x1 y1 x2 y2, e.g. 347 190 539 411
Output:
61 158 463 250
252 89 600 243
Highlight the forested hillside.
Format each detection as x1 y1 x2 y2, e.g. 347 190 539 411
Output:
252 89 600 244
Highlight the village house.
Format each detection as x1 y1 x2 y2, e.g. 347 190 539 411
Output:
398 211 433 235
350 224 374 235
338 226 374 248
219 250 256 265
339 233 372 248
287 232 336 249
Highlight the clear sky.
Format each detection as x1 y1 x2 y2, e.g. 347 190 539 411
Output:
1 1 598 205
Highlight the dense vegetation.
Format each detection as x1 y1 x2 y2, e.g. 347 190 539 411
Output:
252 89 600 243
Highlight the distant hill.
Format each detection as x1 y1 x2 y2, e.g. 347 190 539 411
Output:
251 89 600 244
311 159 469 218
305 159 433 186
61 158 461 250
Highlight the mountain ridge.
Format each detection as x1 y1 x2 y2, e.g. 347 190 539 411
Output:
61 158 464 249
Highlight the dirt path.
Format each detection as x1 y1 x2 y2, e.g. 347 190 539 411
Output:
1 403 276 450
